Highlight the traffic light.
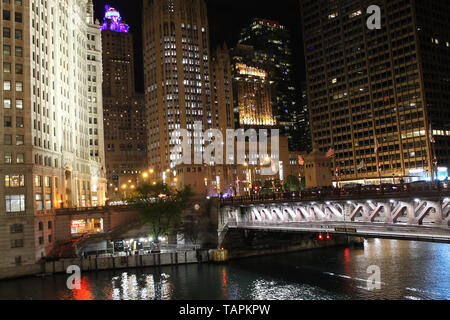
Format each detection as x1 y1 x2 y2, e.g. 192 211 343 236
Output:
318 234 324 240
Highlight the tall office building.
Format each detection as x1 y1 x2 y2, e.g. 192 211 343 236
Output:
301 0 450 184
238 19 304 151
143 0 215 192
101 6 147 198
0 0 105 269
231 44 276 128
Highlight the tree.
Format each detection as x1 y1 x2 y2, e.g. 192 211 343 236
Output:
128 183 193 244
285 175 301 192
260 180 274 195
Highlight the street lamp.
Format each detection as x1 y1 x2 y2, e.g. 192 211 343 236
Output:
121 184 128 199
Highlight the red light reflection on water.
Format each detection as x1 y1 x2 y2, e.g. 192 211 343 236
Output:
343 247 353 296
72 276 93 300
221 268 228 299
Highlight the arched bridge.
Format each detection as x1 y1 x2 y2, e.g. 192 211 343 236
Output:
219 189 450 243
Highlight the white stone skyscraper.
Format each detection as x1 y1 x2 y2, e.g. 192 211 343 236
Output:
0 0 105 269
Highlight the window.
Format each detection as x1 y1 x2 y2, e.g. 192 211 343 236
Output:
16 99 23 109
15 0 22 5
10 224 23 234
39 236 44 245
15 82 23 92
15 47 22 57
34 175 42 187
45 194 52 210
15 256 22 265
3 80 11 91
3 62 11 73
3 10 11 21
3 27 10 38
15 64 23 74
5 175 25 187
3 45 11 56
16 117 23 128
16 135 24 145
11 239 24 248
36 194 43 211
4 116 12 127
4 153 12 164
5 194 26 212
48 235 52 243
4 134 12 145
4 80 12 91
44 176 51 187
14 12 21 23
15 29 22 40
48 221 52 229
16 153 24 163
38 221 43 231
4 98 11 109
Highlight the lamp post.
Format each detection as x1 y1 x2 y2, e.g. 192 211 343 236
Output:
121 184 127 199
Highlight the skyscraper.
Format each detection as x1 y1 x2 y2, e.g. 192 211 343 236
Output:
231 44 276 128
142 0 214 192
301 0 450 184
0 0 105 268
101 6 147 198
238 19 305 151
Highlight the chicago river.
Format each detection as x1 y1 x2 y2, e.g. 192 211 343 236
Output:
0 239 449 300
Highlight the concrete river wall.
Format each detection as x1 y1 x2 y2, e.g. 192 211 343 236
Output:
0 250 207 280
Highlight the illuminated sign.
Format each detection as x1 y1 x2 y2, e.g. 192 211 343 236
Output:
71 220 86 228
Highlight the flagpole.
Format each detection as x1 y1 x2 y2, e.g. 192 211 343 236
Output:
430 124 437 182
375 138 382 185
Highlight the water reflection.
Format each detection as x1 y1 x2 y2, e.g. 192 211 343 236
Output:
0 240 448 300
110 273 173 300
72 276 93 300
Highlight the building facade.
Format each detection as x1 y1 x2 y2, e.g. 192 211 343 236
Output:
0 0 105 269
231 44 276 128
101 6 147 199
238 18 305 151
301 0 450 185
143 0 218 193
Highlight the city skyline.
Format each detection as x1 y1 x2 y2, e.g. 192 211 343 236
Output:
0 0 449 305
92 0 306 93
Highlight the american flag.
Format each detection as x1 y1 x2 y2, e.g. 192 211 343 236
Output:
326 147 336 158
298 155 305 166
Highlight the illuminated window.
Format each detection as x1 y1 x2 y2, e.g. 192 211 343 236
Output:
5 175 25 187
16 99 23 109
15 82 23 92
3 80 11 91
36 194 43 211
35 175 42 187
5 195 25 213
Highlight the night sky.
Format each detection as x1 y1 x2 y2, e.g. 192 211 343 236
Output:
93 0 305 93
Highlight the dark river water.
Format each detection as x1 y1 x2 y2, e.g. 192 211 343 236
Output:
0 239 449 300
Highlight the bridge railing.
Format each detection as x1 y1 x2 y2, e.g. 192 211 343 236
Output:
221 183 450 205
56 204 129 214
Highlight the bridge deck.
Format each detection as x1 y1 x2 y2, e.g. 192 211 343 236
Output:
227 221 450 243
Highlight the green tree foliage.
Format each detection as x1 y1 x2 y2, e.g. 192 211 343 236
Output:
128 183 193 243
285 175 301 192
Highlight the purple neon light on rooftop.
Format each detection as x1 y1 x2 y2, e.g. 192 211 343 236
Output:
100 5 130 33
